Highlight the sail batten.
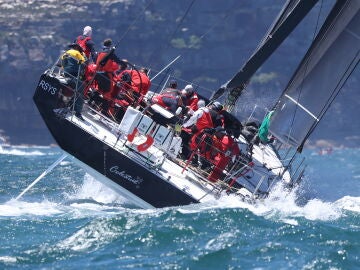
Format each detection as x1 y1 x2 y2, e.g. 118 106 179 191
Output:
284 94 319 121
270 0 360 148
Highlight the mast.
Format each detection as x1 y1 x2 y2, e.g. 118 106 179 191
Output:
211 0 319 111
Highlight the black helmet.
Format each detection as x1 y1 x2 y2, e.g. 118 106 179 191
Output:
103 38 112 47
212 101 223 111
169 80 177 88
68 43 83 53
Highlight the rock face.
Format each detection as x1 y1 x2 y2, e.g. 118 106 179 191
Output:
0 0 358 146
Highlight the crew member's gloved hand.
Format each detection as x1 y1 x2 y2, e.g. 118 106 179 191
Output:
174 124 182 133
203 128 215 134
268 136 275 144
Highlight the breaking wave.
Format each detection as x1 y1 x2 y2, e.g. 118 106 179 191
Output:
1 160 358 224
0 145 46 156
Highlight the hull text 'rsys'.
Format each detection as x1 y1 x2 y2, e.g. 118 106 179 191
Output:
32 0 359 208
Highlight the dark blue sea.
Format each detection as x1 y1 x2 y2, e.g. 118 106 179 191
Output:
0 145 359 270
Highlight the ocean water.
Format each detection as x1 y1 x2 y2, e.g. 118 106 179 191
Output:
0 145 359 270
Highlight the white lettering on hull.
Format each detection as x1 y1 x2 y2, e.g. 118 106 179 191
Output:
38 79 57 95
109 166 144 185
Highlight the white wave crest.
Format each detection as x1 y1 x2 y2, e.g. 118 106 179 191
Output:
178 183 350 223
251 184 346 221
0 199 63 217
0 174 133 218
65 173 128 205
334 196 360 213
0 146 45 156
0 256 17 263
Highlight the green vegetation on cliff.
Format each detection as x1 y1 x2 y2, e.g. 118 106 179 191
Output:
0 0 358 146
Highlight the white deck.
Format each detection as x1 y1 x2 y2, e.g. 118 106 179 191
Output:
60 107 292 207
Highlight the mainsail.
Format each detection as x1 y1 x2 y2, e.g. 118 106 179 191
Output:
211 0 319 110
269 0 360 149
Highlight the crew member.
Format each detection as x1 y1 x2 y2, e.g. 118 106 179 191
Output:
208 129 240 182
183 101 224 134
181 84 199 113
61 43 86 120
180 101 224 160
151 81 183 114
96 38 127 95
75 26 97 62
129 68 151 97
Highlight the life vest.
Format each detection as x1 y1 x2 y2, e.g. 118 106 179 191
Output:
113 70 135 105
96 51 119 73
185 92 199 111
195 109 214 132
84 63 96 81
76 35 91 59
189 131 214 160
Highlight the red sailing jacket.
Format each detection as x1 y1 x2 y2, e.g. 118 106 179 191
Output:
208 134 240 182
96 52 119 73
152 91 180 111
185 92 199 111
195 109 214 131
129 70 151 96
215 135 240 158
76 36 91 59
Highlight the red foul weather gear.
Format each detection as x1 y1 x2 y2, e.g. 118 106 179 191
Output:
208 135 240 182
76 36 92 59
129 70 151 96
96 52 119 73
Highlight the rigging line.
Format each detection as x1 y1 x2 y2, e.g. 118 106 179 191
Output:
150 55 181 81
256 0 297 52
302 50 360 147
148 0 196 63
299 1 358 147
285 0 324 148
198 1 239 41
164 0 196 51
148 1 234 94
118 0 155 43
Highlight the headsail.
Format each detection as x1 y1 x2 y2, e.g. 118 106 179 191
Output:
269 0 360 150
211 0 319 110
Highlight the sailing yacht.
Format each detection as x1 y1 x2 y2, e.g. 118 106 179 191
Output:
32 0 359 208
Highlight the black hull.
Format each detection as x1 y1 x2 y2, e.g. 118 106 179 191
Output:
33 73 198 208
